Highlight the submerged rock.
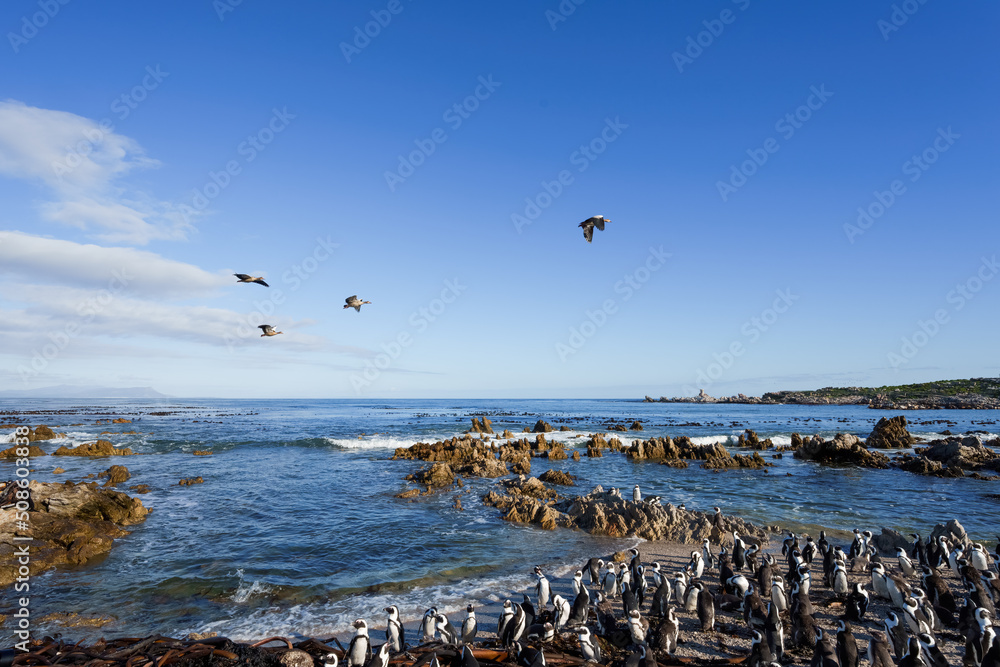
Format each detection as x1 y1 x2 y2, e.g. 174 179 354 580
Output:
1 444 46 458
866 415 916 448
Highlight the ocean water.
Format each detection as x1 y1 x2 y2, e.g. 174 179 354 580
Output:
1 398 997 642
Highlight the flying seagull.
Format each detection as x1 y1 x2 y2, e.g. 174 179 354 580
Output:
258 324 283 337
579 215 609 243
234 273 269 287
344 296 372 312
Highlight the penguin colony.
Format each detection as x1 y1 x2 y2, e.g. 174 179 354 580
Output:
327 518 1000 667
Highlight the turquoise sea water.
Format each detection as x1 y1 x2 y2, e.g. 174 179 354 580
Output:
1 398 997 642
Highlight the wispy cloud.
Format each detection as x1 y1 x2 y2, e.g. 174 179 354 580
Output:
0 99 192 244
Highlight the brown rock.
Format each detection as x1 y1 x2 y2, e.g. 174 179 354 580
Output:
547 445 568 460
52 467 65 474
511 455 531 475
30 425 56 441
54 440 134 457
501 429 514 439
737 430 773 450
98 465 131 486
532 420 553 433
1 444 46 458
866 415 916 448
193 450 213 456
629 421 643 431
559 426 572 432
406 462 455 488
395 488 420 499
572 451 580 461
539 469 575 485
794 433 889 468
128 484 151 494
178 477 204 486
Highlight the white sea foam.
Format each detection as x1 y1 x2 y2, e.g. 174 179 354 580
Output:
686 434 738 447
324 434 461 450
230 569 276 604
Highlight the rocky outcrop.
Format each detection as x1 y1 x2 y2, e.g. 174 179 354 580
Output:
27 425 66 442
469 417 494 434
737 430 773 450
919 436 999 469
625 436 764 470
546 445 568 460
896 455 964 477
702 451 772 470
794 433 889 468
393 435 492 463
532 420 553 433
1 444 46 458
629 421 643 431
483 484 770 543
54 440 134 457
539 469 575 486
178 477 204 486
407 462 456 488
98 465 130 486
0 480 149 588
871 528 913 554
866 416 916 448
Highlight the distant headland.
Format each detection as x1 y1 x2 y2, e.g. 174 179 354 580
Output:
645 377 1000 409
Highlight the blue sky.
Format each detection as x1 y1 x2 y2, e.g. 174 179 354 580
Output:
0 0 997 398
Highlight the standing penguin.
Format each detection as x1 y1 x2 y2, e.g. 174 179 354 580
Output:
657 607 679 655
436 613 459 645
576 626 602 663
897 547 917 578
689 551 705 579
633 485 642 503
758 554 774 596
833 561 849 596
572 570 585 596
836 620 859 667
650 577 672 617
602 563 618 598
883 611 907 660
697 582 715 632
586 557 604 585
568 586 590 627
422 607 438 643
844 582 869 623
748 630 776 667
627 609 647 646
917 632 948 667
765 602 784 662
703 538 715 570
811 628 839 667
461 605 477 645
733 532 747 571
385 606 404 652
868 631 895 667
535 566 551 611
346 619 371 667
497 600 514 640
771 574 789 613
501 602 526 647
552 595 570 630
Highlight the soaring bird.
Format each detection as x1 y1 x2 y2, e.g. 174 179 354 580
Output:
258 324 282 337
344 295 372 312
579 215 609 243
234 273 268 287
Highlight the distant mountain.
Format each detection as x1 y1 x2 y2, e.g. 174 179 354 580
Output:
0 385 169 399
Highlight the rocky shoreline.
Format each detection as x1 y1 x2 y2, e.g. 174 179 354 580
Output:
646 377 1000 409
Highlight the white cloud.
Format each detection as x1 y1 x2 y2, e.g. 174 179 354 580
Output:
0 231 230 298
0 99 192 244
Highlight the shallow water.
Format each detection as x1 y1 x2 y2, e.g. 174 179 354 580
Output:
1 398 997 642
